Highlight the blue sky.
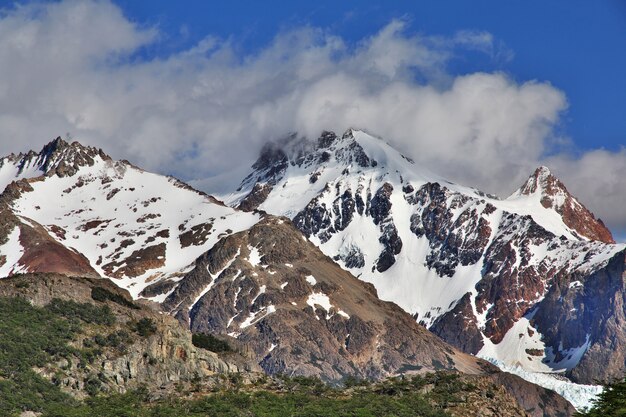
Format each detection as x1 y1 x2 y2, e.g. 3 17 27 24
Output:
113 0 626 154
0 0 624 239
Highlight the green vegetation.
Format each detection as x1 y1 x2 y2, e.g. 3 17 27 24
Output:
192 332 232 353
0 297 78 416
91 286 139 309
42 374 458 417
576 379 626 417
45 298 116 326
39 373 475 417
0 293 485 417
133 317 157 337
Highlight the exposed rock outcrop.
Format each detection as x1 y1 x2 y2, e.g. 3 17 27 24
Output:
0 273 260 398
158 216 490 382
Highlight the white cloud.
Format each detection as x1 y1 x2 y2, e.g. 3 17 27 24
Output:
0 0 623 236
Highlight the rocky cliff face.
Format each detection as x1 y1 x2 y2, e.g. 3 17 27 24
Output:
148 216 575 416
532 250 626 383
0 273 259 398
152 216 490 382
224 129 626 386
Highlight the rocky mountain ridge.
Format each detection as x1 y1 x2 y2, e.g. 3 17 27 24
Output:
0 138 497 380
225 129 626 388
0 273 259 399
0 137 260 298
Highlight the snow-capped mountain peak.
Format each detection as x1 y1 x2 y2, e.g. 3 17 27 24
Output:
37 136 107 173
508 165 614 243
225 129 626 392
227 128 445 216
516 165 554 195
0 137 111 192
0 138 260 297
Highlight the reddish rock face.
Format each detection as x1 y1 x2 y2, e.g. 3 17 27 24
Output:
102 243 166 278
17 223 99 278
517 166 614 243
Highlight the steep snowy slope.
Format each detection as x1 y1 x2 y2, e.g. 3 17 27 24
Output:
224 129 626 386
0 138 260 297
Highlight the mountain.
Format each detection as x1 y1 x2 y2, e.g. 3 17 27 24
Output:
0 273 258 398
0 137 488 378
510 166 614 243
224 129 626 388
156 215 489 382
0 274 563 417
0 137 260 298
0 137 577 416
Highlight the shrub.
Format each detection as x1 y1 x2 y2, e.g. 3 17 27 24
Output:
134 318 157 337
192 333 232 353
45 298 115 326
91 330 131 352
91 287 139 309
0 297 77 414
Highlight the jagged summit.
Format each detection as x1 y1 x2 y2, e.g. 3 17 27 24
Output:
226 130 611 244
509 165 614 243
246 128 415 175
518 165 553 194
513 165 568 197
39 136 111 175
227 129 444 216
223 129 626 395
0 136 111 192
0 137 260 297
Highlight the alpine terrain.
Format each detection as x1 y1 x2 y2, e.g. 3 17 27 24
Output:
0 137 577 416
225 128 626 408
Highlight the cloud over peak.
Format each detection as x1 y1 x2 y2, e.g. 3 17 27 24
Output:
0 0 623 236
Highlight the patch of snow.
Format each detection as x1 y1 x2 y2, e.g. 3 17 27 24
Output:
307 292 339 320
240 305 276 329
251 285 266 304
247 245 262 266
280 282 288 289
337 310 350 319
305 275 317 285
189 249 240 311
485 358 602 411
478 311 592 374
0 227 24 276
233 287 242 307
307 292 332 312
